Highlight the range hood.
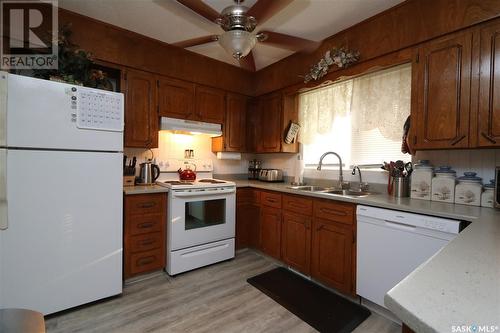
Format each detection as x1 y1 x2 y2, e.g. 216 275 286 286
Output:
160 117 222 137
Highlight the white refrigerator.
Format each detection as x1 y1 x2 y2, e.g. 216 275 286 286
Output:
0 72 124 315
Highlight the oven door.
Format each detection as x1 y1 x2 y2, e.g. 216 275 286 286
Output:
169 187 236 251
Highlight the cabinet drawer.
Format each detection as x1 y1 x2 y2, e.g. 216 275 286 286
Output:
127 214 163 236
128 249 164 276
125 193 165 216
313 200 355 225
283 195 313 216
129 233 163 253
261 191 282 208
237 188 260 205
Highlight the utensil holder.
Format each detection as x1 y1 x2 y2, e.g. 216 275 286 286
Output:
392 176 410 197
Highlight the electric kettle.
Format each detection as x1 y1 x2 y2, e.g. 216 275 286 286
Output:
138 160 160 185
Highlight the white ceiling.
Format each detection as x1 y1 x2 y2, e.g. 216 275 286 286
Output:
58 0 404 71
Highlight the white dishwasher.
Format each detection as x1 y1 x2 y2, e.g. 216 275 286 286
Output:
356 205 462 308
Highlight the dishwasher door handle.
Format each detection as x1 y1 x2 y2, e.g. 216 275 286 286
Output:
384 220 417 232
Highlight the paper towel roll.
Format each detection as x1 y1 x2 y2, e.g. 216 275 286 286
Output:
216 152 241 160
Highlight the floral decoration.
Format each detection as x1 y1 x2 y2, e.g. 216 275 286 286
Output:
303 47 360 83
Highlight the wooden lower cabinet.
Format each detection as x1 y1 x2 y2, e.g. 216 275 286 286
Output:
260 206 282 259
235 189 356 296
124 193 167 279
311 218 354 295
281 211 311 275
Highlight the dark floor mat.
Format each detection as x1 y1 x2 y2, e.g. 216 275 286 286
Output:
247 267 370 333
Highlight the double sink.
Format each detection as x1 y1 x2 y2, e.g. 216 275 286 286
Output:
287 185 377 198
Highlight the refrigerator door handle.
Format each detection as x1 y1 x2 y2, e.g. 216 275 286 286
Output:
0 72 7 147
0 149 7 230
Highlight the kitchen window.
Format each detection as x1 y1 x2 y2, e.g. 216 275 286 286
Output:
299 63 411 168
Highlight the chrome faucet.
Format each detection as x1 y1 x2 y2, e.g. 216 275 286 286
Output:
352 165 369 191
317 151 348 189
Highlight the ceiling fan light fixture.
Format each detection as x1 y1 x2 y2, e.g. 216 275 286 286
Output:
218 30 256 59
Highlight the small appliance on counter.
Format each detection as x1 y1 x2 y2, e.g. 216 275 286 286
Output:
248 159 262 180
137 159 160 185
259 169 284 182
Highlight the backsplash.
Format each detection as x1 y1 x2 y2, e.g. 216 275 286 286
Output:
124 131 250 175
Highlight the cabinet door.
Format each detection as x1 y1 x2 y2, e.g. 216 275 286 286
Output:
157 76 195 120
478 21 500 147
195 85 225 124
123 69 158 148
257 93 282 153
236 203 260 250
413 32 472 149
224 93 247 151
246 98 259 152
311 218 353 295
260 206 282 259
281 211 311 275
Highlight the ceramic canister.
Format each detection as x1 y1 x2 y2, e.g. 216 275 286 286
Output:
411 160 434 200
481 180 495 208
455 172 483 206
431 166 456 203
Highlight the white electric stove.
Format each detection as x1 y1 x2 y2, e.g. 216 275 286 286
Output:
156 159 236 275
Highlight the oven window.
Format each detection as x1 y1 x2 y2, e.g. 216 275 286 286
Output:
185 199 226 230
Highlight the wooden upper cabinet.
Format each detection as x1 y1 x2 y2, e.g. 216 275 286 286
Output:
246 98 259 152
281 211 311 275
195 85 225 124
123 69 158 148
412 32 473 149
212 93 247 152
260 206 282 260
257 92 282 153
157 76 195 120
477 20 500 147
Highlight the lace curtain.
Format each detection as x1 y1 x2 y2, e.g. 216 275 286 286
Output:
298 63 411 144
298 80 353 144
351 64 411 141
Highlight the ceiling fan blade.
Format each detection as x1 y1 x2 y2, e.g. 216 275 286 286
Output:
176 0 220 23
247 0 293 25
258 31 320 53
172 35 218 48
239 51 256 72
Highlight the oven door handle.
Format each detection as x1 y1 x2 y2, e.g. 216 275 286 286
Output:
172 188 236 198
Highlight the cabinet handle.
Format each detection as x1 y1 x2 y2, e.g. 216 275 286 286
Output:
138 222 154 229
139 202 156 209
480 132 497 144
289 202 306 208
137 256 155 266
320 208 347 216
141 239 155 246
451 135 466 146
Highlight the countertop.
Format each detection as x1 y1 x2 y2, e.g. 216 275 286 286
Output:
234 180 500 332
123 185 169 195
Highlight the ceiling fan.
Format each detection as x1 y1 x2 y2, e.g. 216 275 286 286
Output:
172 0 321 71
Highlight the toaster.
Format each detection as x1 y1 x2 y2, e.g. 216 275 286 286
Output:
259 169 284 182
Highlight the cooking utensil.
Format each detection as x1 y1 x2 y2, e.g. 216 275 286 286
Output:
405 162 413 176
178 163 197 181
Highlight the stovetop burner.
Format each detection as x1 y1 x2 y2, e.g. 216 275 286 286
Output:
198 179 227 184
163 181 193 185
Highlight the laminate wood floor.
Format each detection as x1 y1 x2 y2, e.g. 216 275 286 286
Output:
46 250 401 333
